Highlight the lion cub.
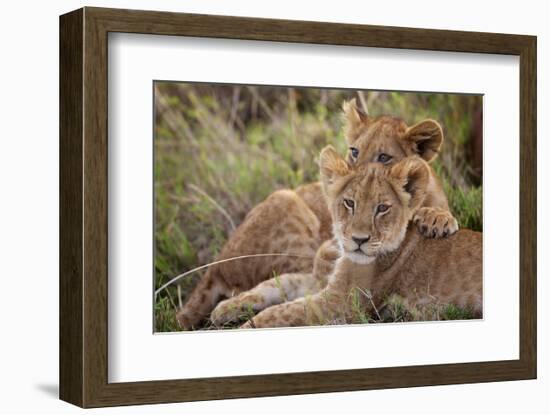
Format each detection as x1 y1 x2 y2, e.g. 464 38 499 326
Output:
231 148 482 328
179 99 458 329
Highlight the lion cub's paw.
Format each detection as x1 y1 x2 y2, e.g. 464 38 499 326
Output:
413 207 459 238
175 310 190 330
239 320 255 329
210 295 259 326
175 308 200 331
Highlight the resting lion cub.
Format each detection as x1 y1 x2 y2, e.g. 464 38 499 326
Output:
178 99 458 329
231 148 481 329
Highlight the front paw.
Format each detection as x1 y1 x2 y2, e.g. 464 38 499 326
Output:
175 308 200 331
239 320 255 329
210 295 259 326
239 309 273 329
413 207 459 238
210 299 240 326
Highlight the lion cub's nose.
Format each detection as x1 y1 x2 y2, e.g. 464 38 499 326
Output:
352 236 371 247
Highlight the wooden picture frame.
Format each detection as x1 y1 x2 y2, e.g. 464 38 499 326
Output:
59 6 537 408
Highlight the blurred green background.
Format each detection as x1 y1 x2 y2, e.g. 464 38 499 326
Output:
154 82 483 332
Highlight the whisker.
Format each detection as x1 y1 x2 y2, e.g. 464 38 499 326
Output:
155 253 314 297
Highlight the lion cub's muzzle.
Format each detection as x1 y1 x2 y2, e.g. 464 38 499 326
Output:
349 234 372 254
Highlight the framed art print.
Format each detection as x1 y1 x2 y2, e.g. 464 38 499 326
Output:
60 7 537 408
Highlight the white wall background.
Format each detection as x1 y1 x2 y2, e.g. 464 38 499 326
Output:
0 0 546 413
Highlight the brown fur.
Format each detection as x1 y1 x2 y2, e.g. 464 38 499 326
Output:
240 152 481 328
176 190 321 329
177 99 458 329
210 239 338 325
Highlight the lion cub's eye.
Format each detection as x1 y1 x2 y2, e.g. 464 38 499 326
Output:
349 147 359 161
377 153 393 164
343 199 355 211
376 203 390 214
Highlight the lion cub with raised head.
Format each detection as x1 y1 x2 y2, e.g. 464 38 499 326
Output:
341 99 457 238
236 148 482 328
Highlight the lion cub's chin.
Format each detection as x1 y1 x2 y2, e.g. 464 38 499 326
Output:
345 251 376 265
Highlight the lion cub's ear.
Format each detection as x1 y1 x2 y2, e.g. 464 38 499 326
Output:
342 98 368 144
403 119 444 162
319 146 351 193
389 157 430 211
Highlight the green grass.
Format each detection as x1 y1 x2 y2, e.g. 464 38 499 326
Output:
433 161 483 232
381 294 475 322
348 288 373 324
154 83 483 331
154 296 180 332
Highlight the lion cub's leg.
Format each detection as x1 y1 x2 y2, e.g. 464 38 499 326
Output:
414 206 459 238
210 272 323 326
238 288 339 329
240 256 381 329
211 239 339 326
239 275 356 329
176 270 236 330
215 238 341 326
